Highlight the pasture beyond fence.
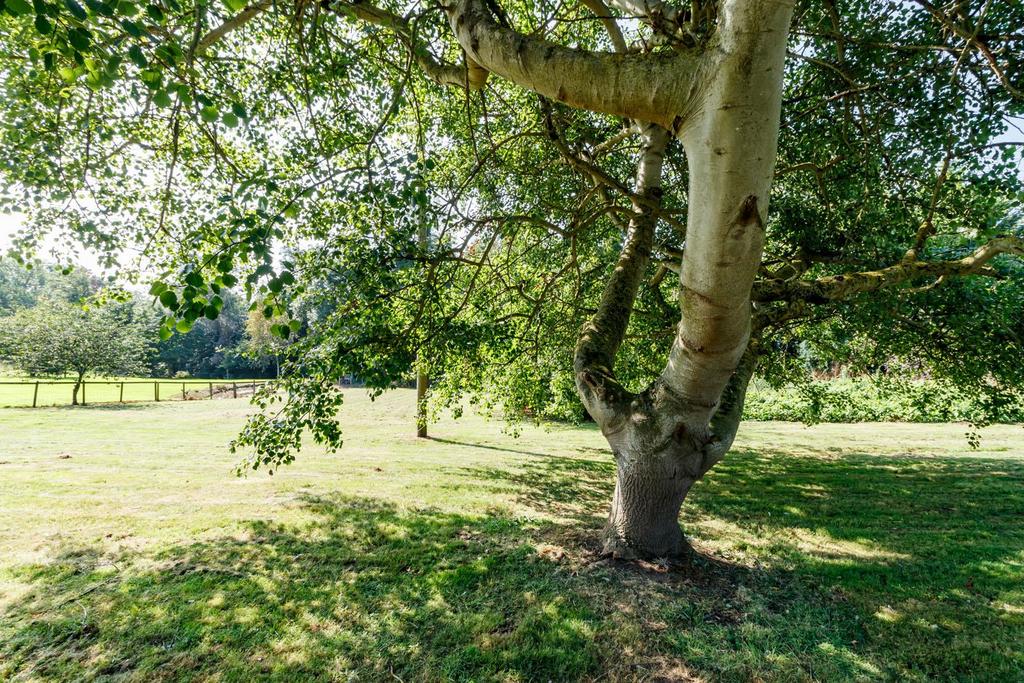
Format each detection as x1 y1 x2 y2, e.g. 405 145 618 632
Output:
0 379 272 408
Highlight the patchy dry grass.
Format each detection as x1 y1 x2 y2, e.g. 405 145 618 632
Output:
1 391 1022 681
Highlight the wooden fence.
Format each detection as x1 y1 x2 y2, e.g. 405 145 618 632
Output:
0 379 272 408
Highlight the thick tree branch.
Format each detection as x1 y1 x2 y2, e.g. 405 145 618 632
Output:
445 0 704 128
339 0 489 89
578 0 627 53
197 0 273 51
575 125 670 421
754 236 1024 304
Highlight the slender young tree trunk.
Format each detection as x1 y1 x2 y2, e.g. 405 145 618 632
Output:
416 213 430 438
71 372 85 406
416 369 429 438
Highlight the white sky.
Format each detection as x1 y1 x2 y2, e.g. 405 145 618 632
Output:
0 211 115 274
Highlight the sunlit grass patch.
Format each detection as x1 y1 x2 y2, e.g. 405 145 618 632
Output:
1 390 1022 680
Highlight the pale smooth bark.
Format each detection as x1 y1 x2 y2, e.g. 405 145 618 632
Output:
445 0 705 127
662 0 795 429
571 0 795 557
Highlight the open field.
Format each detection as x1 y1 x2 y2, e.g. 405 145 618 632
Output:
1 391 1023 681
0 377 269 407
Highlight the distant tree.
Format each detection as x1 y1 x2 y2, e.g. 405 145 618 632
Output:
0 260 98 314
243 309 291 378
0 301 150 404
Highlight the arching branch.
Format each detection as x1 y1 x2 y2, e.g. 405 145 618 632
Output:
754 236 1024 304
445 0 705 128
337 0 489 89
197 0 273 51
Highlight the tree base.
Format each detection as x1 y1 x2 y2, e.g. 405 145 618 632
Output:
600 524 692 561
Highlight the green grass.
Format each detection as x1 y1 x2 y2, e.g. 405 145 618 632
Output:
1 392 1022 681
0 377 268 407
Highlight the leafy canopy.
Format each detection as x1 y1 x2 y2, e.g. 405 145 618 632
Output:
0 0 1022 467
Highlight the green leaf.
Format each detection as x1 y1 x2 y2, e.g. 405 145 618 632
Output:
204 304 219 320
67 27 92 51
158 325 173 341
153 89 172 108
221 112 239 128
139 67 162 89
148 280 168 296
64 0 87 19
267 277 283 294
223 0 245 11
231 102 248 119
128 44 147 67
158 289 178 309
34 13 54 34
121 18 142 36
288 319 301 333
220 273 238 287
84 0 112 15
199 105 219 123
184 271 204 288
144 2 162 21
5 0 33 15
175 319 193 333
279 270 295 285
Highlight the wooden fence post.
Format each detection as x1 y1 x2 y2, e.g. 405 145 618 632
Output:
232 382 237 399
32 381 39 408
120 382 124 403
209 382 213 399
81 382 85 406
182 383 186 401
155 382 160 402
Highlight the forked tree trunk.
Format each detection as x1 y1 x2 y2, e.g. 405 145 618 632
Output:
444 0 795 558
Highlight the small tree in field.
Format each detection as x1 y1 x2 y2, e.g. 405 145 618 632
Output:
0 302 150 404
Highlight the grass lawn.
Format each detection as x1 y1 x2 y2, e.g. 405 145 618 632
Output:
1 391 1022 681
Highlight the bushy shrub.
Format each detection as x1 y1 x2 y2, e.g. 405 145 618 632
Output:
744 376 1024 424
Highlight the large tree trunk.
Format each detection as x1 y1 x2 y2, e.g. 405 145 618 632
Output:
603 445 697 559
443 0 794 558
569 2 792 559
598 353 756 558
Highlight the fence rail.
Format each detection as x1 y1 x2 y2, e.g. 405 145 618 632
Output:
0 379 273 408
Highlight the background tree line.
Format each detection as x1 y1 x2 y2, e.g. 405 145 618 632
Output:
0 259 281 380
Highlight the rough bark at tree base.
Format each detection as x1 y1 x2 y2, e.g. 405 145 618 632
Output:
599 442 701 559
601 523 693 561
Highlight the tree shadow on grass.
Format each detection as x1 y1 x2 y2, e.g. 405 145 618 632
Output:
2 494 884 682
4 445 1023 681
454 445 1024 680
